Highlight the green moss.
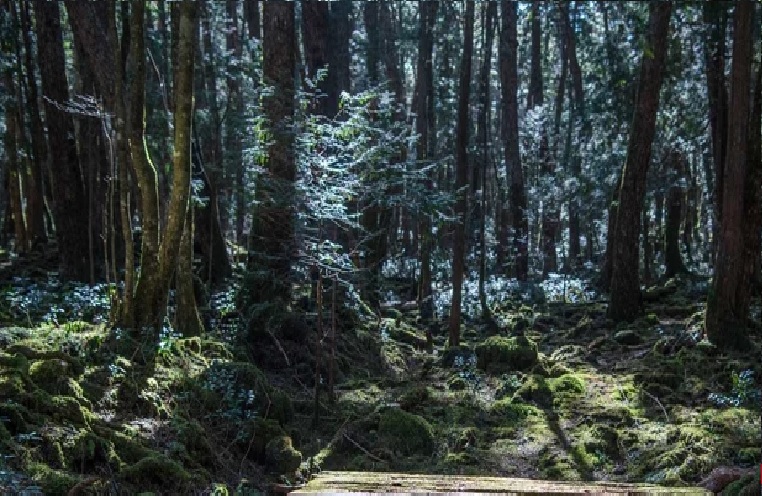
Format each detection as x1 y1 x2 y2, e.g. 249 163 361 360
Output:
0 401 31 434
447 375 468 391
399 385 432 411
265 435 302 474
475 336 538 374
514 375 553 408
63 429 121 471
27 463 79 496
489 398 540 424
548 374 586 395
0 421 10 441
269 389 294 424
0 352 29 374
120 455 192 489
29 359 78 394
0 370 26 397
105 430 156 464
378 408 435 456
239 418 286 461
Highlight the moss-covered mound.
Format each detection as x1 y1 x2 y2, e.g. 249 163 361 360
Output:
378 408 436 456
475 336 538 374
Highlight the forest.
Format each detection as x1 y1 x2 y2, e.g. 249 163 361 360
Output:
0 0 760 494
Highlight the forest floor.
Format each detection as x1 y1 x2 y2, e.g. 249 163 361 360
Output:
0 253 760 495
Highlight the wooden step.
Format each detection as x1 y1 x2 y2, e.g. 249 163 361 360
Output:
290 471 711 495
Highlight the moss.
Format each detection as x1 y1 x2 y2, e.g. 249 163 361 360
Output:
63 429 121 471
0 401 31 434
475 336 538 374
239 418 286 461
489 398 540 424
399 385 432 411
0 370 26 397
0 352 29 374
514 375 553 408
442 450 480 467
613 329 643 346
453 427 479 451
378 408 435 456
447 375 468 391
120 455 192 489
548 374 586 395
269 389 294 424
0 421 10 441
172 418 215 467
105 430 156 464
49 394 94 425
27 462 79 496
265 435 302 474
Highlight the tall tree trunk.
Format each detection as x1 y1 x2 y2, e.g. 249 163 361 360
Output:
476 1 495 318
18 0 47 249
703 1 729 262
302 1 330 116
607 2 671 322
225 0 246 244
248 2 296 304
415 1 438 317
129 0 197 334
327 1 353 116
705 0 757 350
448 0 474 347
500 1 528 281
663 149 687 278
33 0 91 281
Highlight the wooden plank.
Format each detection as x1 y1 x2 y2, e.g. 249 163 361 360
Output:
291 471 711 495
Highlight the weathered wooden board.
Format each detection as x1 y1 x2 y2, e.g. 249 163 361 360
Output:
290 471 712 495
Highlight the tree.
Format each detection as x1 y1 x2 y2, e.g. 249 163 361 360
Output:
606 2 671 322
33 0 93 281
248 2 297 304
448 0 474 348
500 0 528 281
124 0 198 334
663 149 687 278
704 0 755 350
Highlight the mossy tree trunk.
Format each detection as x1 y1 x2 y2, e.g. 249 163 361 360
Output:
705 0 756 350
607 2 671 322
126 0 197 335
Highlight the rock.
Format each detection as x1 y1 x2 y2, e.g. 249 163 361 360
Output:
265 436 302 475
700 466 752 493
613 329 642 346
378 408 435 456
475 336 538 374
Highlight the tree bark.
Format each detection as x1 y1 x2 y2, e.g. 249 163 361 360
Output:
248 2 297 304
33 0 91 281
448 0 474 347
663 149 687 278
302 1 330 116
607 2 671 322
705 0 756 350
500 1 528 281
327 2 353 116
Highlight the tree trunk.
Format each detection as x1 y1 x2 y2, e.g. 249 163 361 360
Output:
703 1 728 261
33 0 91 281
18 0 47 249
415 0 438 315
130 0 197 333
705 0 755 350
327 2 353 117
607 2 671 322
175 205 204 337
302 1 330 116
663 149 687 278
448 0 474 348
225 0 246 244
500 1 528 281
248 2 297 304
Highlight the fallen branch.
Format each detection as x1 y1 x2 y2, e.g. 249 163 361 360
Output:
343 433 385 463
642 390 669 422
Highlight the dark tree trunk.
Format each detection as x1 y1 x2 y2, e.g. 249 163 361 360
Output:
18 0 47 249
248 2 297 304
449 0 474 347
244 0 259 40
476 1 495 318
663 150 687 278
705 0 755 350
302 1 330 116
743 51 762 295
327 2 353 116
225 0 246 244
33 0 91 281
415 1 438 313
500 1 528 281
703 1 728 261
607 2 671 322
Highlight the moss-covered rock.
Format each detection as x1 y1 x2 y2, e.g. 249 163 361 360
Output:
514 375 553 408
548 374 586 395
29 359 76 388
240 418 286 461
475 336 538 374
447 375 468 391
27 463 79 496
378 408 435 456
265 435 302 474
0 352 29 374
120 455 192 489
0 401 31 434
399 385 432 411
0 370 27 397
489 398 540 424
269 389 295 424
63 429 121 472
613 329 643 346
